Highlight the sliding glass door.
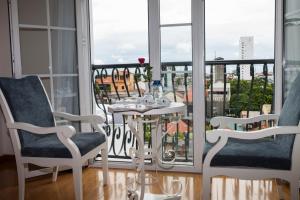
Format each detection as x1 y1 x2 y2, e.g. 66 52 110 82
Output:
11 0 80 126
90 0 205 172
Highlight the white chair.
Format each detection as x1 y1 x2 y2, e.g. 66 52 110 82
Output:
203 74 300 200
0 76 108 200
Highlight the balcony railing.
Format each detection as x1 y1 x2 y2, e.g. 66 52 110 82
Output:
91 59 275 161
205 59 275 119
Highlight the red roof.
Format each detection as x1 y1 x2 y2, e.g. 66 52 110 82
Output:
183 88 193 103
166 120 192 135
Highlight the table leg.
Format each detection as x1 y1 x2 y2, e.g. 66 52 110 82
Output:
137 117 145 200
127 116 181 200
127 116 145 200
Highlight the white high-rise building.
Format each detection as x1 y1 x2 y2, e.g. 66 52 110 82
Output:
239 36 254 80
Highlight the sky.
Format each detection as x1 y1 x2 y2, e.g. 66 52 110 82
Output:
91 0 275 64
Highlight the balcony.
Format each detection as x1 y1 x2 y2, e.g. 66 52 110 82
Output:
91 59 275 162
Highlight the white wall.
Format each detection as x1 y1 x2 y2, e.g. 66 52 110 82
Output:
0 0 14 155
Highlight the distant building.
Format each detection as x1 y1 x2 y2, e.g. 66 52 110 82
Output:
239 36 254 80
206 57 232 117
95 71 135 93
255 71 274 83
213 57 225 83
207 81 231 117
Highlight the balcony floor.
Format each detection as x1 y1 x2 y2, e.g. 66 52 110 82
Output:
0 159 291 200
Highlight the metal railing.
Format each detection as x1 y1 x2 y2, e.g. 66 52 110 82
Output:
205 59 275 118
91 59 275 161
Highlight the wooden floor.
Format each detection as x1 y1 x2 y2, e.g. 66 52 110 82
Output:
0 160 291 200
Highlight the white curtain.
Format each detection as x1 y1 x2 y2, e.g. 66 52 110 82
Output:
50 0 79 116
284 0 300 98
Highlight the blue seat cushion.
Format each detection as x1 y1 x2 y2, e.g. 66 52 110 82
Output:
204 137 293 170
21 132 106 158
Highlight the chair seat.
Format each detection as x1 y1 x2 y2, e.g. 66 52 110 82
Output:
204 137 293 170
22 132 106 158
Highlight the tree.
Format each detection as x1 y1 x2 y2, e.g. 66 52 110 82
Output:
229 78 273 116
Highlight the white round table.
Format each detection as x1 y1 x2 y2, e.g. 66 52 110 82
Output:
108 102 185 200
108 102 186 116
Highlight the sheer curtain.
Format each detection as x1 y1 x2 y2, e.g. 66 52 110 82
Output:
284 0 300 98
50 0 79 116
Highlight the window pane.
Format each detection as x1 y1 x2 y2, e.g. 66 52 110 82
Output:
161 26 192 62
90 0 148 64
40 77 51 99
53 76 79 114
205 0 275 60
18 0 47 25
285 25 300 63
284 0 300 64
161 65 193 165
286 0 300 14
160 0 191 24
51 30 78 74
20 29 49 74
49 0 76 28
284 0 300 98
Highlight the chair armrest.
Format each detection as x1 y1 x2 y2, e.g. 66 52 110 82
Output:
207 126 300 143
210 114 279 128
7 122 76 138
203 126 300 168
53 112 105 124
53 112 107 136
7 122 81 159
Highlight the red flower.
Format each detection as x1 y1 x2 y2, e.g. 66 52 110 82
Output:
138 57 145 64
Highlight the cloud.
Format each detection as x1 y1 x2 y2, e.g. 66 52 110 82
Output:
93 59 104 65
205 0 275 60
91 0 148 39
91 0 275 63
111 55 127 63
160 0 191 24
118 43 136 51
176 42 191 54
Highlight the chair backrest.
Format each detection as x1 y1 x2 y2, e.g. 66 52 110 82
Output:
0 76 55 146
277 73 300 157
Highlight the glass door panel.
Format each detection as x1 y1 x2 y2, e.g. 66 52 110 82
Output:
49 0 79 129
284 0 300 97
90 0 149 161
18 0 47 25
53 76 79 114
15 0 79 123
49 0 76 28
160 0 191 24
19 29 49 74
160 0 193 166
51 30 78 74
90 0 149 65
205 0 275 123
161 26 192 62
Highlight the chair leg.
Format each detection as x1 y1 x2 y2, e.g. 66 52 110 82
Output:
72 165 83 200
16 161 25 200
52 166 59 182
290 179 299 200
203 173 211 200
101 145 109 185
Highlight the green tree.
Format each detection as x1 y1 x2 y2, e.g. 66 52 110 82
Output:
229 78 273 116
